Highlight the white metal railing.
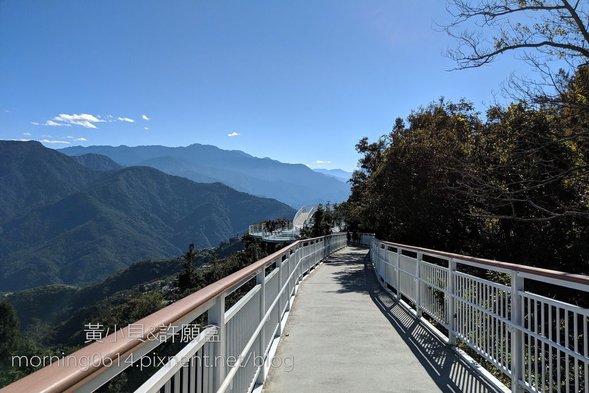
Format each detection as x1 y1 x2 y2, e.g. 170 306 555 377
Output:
248 222 298 242
2 233 346 393
368 235 589 393
6 230 587 393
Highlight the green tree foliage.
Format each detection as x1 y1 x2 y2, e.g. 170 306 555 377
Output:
344 100 482 251
97 292 165 329
0 302 19 359
310 204 332 237
176 244 198 293
0 337 57 386
300 204 337 238
344 67 589 273
240 233 264 261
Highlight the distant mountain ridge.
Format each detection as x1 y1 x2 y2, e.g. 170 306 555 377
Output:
0 140 295 290
70 153 122 171
313 168 352 183
60 144 351 207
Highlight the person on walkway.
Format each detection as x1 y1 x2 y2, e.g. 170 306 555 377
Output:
346 231 351 245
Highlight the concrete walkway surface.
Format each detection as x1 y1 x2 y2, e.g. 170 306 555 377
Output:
262 247 499 393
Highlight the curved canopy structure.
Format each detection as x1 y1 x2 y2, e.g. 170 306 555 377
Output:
249 205 319 242
292 205 318 230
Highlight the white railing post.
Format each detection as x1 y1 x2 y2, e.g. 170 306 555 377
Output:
208 295 226 391
510 271 524 393
299 246 304 281
256 269 266 384
384 247 390 286
377 246 383 278
416 252 423 317
447 258 457 346
287 250 294 311
276 257 284 336
396 248 402 299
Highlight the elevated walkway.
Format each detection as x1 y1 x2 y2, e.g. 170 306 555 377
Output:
263 247 497 393
5 234 588 393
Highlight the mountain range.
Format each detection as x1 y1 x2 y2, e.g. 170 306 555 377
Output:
313 168 352 183
61 144 351 208
0 140 294 290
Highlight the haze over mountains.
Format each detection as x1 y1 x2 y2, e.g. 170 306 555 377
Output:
0 141 294 290
61 144 351 208
313 168 352 183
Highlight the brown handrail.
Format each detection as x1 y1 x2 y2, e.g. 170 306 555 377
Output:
1 235 332 393
378 239 589 287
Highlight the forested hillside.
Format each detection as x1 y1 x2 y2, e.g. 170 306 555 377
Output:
0 236 279 388
0 141 295 290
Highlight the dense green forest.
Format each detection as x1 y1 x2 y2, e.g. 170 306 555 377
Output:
342 66 589 274
341 0 589 275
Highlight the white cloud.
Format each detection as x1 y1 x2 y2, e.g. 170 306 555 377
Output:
103 115 135 124
43 113 104 128
45 120 65 127
316 160 332 164
142 114 150 121
144 127 149 131
40 139 71 144
35 113 138 129
23 132 32 136
69 136 87 141
228 131 240 137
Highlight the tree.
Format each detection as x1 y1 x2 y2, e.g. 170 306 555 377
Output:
453 100 589 221
98 292 164 329
345 99 484 251
0 302 19 360
344 91 589 271
446 0 589 69
300 204 334 238
445 0 589 104
343 133 391 233
241 233 263 261
443 1 589 221
176 244 198 292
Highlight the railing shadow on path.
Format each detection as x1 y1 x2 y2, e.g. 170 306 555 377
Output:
327 247 502 393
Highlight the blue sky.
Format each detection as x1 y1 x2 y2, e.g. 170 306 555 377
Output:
0 0 527 171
